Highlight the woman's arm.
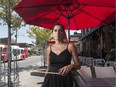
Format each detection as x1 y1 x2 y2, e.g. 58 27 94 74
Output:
69 43 81 70
45 46 50 74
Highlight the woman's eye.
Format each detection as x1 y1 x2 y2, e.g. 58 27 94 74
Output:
53 29 63 33
61 30 63 32
54 30 57 32
59 30 63 32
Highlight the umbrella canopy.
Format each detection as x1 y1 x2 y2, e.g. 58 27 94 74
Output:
13 0 115 30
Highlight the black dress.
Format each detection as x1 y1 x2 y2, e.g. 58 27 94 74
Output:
41 46 79 87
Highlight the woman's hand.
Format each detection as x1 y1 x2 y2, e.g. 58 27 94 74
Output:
58 64 74 76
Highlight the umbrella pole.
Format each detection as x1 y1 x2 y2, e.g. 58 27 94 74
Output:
67 7 71 42
67 6 71 42
68 18 70 42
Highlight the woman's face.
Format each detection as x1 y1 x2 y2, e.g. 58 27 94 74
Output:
52 25 65 41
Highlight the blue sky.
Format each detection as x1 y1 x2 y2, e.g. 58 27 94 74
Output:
0 25 35 44
0 25 81 44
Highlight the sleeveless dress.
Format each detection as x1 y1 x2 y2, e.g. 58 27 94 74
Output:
41 45 79 87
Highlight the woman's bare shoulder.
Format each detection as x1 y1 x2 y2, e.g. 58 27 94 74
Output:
46 45 51 53
68 43 75 48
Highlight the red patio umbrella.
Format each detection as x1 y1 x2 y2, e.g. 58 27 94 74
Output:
13 0 116 40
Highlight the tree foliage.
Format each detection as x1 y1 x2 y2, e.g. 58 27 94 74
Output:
27 26 53 65
27 26 53 45
0 0 23 31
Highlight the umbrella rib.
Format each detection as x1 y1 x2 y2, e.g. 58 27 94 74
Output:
69 6 86 30
79 4 115 8
71 5 85 16
70 4 114 25
14 3 62 9
68 6 85 29
75 0 115 8
53 4 84 19
71 12 79 30
51 5 66 20
53 6 68 18
27 9 58 25
79 9 108 25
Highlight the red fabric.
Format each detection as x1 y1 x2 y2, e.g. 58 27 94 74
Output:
47 40 76 44
79 0 115 7
47 40 55 44
13 0 115 30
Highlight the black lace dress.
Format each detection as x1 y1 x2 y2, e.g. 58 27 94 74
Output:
41 47 79 87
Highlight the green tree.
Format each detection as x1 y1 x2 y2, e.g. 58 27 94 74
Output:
27 26 52 45
0 0 23 32
27 26 53 66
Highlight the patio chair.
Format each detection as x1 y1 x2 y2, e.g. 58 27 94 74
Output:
113 62 116 72
79 56 86 65
85 57 94 66
105 61 114 67
94 59 105 66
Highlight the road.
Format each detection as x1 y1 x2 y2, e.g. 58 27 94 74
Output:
1 55 44 68
19 56 43 67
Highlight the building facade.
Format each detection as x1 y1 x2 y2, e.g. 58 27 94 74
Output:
80 21 115 60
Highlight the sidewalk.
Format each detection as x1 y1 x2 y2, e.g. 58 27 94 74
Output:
19 63 45 87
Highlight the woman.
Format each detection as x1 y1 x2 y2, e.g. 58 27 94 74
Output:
41 23 81 87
